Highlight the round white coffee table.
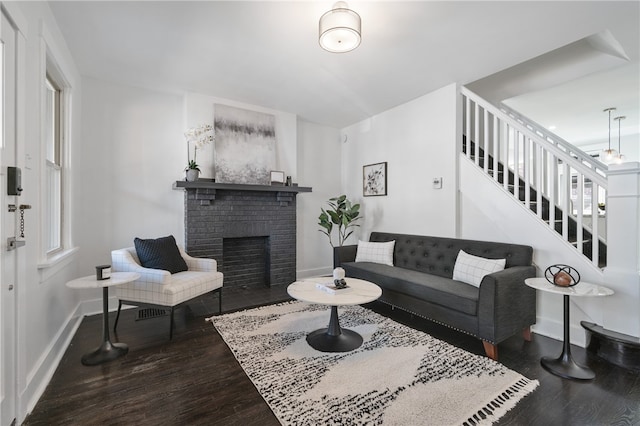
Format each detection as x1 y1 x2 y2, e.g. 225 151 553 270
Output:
67 272 141 366
525 277 613 380
287 277 382 352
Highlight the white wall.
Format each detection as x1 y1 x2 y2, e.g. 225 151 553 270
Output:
183 92 298 182
77 81 302 258
602 163 640 338
78 81 338 280
341 83 459 241
77 76 348 280
77 78 185 269
296 120 342 277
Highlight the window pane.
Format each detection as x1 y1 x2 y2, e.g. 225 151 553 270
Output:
45 76 60 165
46 161 61 252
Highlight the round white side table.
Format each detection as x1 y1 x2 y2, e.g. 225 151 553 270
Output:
67 272 141 366
288 277 382 352
525 277 613 380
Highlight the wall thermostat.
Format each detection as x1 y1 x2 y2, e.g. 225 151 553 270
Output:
432 177 443 189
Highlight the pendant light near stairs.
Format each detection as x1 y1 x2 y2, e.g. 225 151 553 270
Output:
601 107 619 164
613 115 626 164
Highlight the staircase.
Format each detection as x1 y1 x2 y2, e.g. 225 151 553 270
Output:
460 88 608 268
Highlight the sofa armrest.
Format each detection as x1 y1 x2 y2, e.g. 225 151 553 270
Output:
179 247 218 272
333 245 358 268
477 265 536 344
132 267 171 284
185 256 217 272
111 249 171 285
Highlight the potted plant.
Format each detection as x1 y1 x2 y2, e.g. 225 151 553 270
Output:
184 124 214 181
185 159 200 182
318 195 361 247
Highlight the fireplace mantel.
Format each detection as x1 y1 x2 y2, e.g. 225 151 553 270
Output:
173 180 312 193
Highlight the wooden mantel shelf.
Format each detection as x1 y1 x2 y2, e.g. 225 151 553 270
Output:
173 180 312 193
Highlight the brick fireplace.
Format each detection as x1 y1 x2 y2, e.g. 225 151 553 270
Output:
174 181 311 288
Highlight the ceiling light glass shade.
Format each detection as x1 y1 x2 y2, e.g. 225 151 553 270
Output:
600 148 619 164
319 2 361 53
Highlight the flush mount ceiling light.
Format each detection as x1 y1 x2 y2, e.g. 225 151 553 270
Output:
319 1 361 53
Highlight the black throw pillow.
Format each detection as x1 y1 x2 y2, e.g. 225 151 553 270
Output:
134 235 188 274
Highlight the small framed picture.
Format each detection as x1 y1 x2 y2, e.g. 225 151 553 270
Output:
270 170 285 185
363 162 387 196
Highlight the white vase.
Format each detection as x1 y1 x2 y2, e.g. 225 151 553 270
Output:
186 169 200 182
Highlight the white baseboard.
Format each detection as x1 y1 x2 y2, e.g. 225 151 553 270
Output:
297 267 332 279
19 296 130 423
20 303 84 423
531 316 587 348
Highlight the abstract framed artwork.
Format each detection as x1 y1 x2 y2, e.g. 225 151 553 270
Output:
214 104 276 185
363 162 387 196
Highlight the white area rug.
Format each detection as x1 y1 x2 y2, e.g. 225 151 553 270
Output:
208 301 538 425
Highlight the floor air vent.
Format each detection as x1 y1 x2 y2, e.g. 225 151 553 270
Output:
136 308 169 321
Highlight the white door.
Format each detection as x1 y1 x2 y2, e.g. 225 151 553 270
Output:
0 9 18 426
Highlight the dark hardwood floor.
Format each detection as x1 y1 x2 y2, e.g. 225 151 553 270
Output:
23 285 640 426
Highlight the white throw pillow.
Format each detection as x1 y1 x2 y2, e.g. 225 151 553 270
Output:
355 240 395 266
452 250 506 287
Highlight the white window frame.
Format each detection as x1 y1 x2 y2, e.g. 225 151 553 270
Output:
38 31 77 272
44 73 62 254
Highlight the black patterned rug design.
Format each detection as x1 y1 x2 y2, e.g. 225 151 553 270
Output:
209 301 538 425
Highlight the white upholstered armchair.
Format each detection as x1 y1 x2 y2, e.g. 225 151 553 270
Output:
111 246 223 339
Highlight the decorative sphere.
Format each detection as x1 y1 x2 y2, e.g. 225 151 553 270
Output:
333 267 345 280
554 271 573 287
544 264 581 287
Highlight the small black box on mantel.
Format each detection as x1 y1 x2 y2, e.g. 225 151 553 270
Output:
96 265 111 280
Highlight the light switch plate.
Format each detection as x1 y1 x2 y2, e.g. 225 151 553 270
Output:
432 177 442 189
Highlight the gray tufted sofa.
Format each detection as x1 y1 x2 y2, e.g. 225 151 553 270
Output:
333 232 536 360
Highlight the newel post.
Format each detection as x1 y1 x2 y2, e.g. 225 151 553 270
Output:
603 162 640 338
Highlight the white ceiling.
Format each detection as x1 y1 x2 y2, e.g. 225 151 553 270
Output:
49 1 640 131
503 62 639 147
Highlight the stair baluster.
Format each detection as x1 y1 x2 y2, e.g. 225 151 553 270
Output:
460 87 607 268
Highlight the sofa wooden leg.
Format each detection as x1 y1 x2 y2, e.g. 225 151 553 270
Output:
523 326 532 342
482 341 498 361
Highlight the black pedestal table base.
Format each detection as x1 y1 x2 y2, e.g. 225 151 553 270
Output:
306 305 363 352
81 340 129 366
81 286 129 366
541 294 594 380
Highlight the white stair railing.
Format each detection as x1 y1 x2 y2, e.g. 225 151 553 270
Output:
460 87 608 268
